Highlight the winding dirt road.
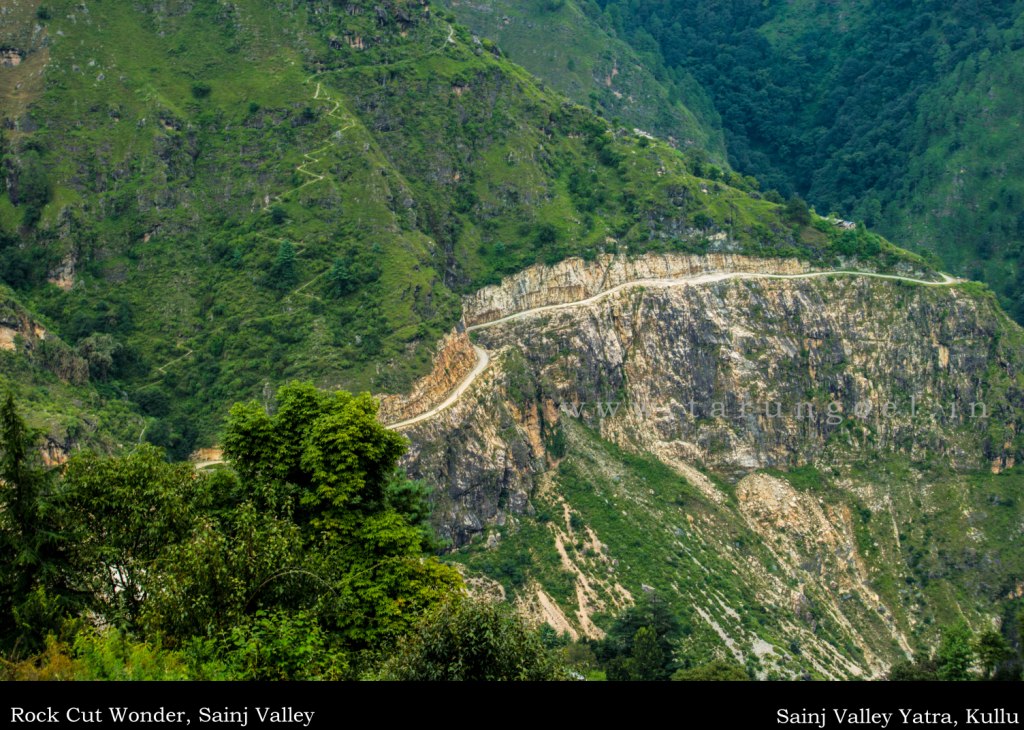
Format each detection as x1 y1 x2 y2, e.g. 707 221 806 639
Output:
386 345 491 430
194 267 963 465
385 269 962 429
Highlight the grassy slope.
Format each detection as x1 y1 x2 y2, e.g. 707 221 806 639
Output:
0 0 925 456
440 0 727 161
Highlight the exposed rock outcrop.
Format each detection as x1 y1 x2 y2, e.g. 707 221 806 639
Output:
378 254 1024 675
377 331 478 425
1 49 23 67
462 253 812 326
47 254 76 291
736 472 912 672
395 256 1019 544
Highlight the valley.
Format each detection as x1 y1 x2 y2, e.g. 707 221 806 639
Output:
0 0 1022 682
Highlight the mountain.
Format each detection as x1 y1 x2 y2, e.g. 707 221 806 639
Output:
1 0 1022 680
439 0 726 161
0 0 838 458
587 0 1024 320
385 252 1024 678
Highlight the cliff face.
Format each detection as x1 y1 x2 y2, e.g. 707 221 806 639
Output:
403 254 1019 535
390 254 1024 677
377 332 478 426
461 253 812 326
493 274 1007 474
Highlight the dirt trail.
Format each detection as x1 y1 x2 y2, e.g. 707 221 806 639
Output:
263 81 355 210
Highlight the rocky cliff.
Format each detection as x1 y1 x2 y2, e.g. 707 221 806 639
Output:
388 253 1024 677
461 253 813 326
377 331 478 426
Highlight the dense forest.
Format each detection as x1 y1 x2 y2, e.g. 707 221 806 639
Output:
585 0 1024 318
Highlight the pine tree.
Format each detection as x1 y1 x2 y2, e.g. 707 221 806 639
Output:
0 392 39 536
626 625 667 680
784 195 811 225
326 257 353 298
270 240 298 290
975 629 1013 680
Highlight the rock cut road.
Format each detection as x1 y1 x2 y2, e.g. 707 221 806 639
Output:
384 269 962 430
195 266 962 460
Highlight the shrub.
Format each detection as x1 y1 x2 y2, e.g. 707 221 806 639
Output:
379 598 570 680
784 195 811 226
672 659 749 681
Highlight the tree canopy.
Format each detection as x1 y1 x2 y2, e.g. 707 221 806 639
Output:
379 598 569 681
0 384 464 678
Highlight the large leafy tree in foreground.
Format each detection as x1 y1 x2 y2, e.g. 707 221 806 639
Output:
1 383 463 678
216 382 462 652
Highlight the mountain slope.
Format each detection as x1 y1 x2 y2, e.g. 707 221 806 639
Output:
0 0 887 456
391 252 1024 677
440 0 726 161
887 24 1024 318
0 0 1022 679
0 283 141 456
592 0 1024 319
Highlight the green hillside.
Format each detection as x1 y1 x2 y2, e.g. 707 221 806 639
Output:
591 0 1024 317
0 0 908 457
0 284 141 454
456 423 1024 678
1 0 1023 683
440 0 726 161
